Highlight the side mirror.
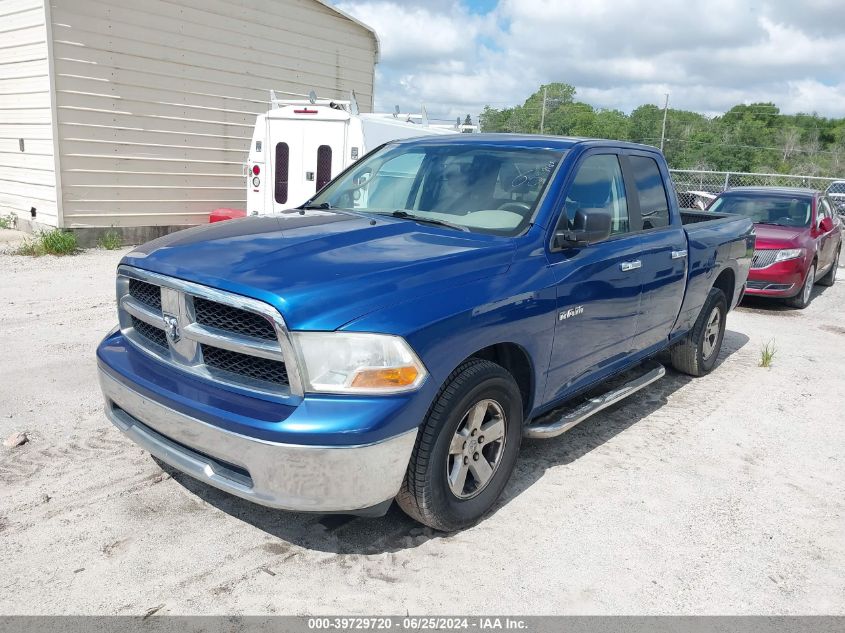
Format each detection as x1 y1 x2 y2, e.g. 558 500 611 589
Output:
555 208 612 248
820 216 834 233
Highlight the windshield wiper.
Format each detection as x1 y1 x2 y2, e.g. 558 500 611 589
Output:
299 202 333 210
388 210 470 232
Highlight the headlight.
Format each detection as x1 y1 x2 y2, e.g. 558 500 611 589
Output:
775 248 805 263
291 332 427 394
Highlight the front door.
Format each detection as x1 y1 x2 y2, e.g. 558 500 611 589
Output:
816 198 836 274
545 152 644 403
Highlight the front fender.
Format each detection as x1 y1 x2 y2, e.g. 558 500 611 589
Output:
342 245 557 415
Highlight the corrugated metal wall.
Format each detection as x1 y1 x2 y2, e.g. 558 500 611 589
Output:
50 0 378 228
0 0 58 225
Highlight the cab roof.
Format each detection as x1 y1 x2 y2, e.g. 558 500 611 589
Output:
722 186 819 198
390 133 662 153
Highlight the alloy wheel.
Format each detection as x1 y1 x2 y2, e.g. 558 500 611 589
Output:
701 306 722 360
803 268 814 304
446 399 507 499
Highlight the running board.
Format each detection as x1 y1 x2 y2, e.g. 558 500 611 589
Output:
523 361 666 439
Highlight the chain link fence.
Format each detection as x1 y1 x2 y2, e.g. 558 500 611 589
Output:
669 169 844 209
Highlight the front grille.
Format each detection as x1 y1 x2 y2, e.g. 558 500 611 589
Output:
201 344 289 386
117 267 295 395
747 281 792 291
129 278 162 311
131 316 168 349
751 249 778 269
194 297 277 341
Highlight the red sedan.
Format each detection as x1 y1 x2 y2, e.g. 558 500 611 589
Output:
708 187 842 308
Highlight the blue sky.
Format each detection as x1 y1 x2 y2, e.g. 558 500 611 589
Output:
335 0 845 122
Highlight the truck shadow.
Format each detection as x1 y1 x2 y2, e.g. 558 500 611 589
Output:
159 329 749 555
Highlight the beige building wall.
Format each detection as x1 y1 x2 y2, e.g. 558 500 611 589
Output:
0 0 59 226
1 0 378 229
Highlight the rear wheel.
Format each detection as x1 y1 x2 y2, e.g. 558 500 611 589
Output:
786 264 815 308
817 250 839 287
396 359 523 531
670 288 727 377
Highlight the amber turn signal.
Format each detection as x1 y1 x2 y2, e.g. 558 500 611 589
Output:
351 366 420 389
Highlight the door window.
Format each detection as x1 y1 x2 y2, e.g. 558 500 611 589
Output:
629 156 670 230
274 142 290 204
561 154 629 235
316 145 332 191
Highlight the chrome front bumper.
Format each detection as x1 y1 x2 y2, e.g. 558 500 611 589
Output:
99 369 417 513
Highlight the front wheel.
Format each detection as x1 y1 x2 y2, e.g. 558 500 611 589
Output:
786 264 815 308
396 359 523 531
670 287 727 377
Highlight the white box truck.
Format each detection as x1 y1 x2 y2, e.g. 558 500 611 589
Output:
244 96 459 217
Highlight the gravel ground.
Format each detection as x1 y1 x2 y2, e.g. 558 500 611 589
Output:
1 241 844 615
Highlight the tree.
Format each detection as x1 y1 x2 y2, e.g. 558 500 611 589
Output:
480 86 845 176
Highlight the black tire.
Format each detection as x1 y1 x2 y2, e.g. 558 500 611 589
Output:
817 250 840 287
396 359 523 531
670 288 727 377
786 264 815 308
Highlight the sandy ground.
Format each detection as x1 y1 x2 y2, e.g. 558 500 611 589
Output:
0 241 844 615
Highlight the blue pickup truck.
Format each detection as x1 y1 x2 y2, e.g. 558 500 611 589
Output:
97 135 754 530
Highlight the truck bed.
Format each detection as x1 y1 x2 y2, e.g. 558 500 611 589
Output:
680 209 733 225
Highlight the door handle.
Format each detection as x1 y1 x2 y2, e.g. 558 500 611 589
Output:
620 260 642 272
671 249 688 259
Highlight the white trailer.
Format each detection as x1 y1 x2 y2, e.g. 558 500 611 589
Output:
246 96 458 215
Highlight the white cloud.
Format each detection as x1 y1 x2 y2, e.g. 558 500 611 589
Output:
335 0 845 121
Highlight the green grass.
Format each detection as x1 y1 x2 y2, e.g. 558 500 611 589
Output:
14 229 79 256
759 339 777 368
97 229 122 250
0 214 15 230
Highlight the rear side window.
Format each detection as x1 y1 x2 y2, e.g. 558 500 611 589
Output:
316 145 332 191
274 142 289 204
629 156 670 230
562 154 629 235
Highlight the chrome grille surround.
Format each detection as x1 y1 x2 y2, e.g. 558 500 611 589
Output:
116 265 304 400
751 249 779 269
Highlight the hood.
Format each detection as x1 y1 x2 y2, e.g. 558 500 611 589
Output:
122 212 515 330
752 223 807 250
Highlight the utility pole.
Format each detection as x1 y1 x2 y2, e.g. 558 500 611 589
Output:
660 93 669 152
540 85 547 134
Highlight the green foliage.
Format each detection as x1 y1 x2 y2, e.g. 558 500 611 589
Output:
759 340 777 368
0 214 15 230
480 85 845 176
14 229 79 256
97 229 122 250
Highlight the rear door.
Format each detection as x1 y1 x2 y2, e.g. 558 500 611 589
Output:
621 152 688 352
302 120 346 200
545 151 644 402
269 121 301 213
268 115 347 212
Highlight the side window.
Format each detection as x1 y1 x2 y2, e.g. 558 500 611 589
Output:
561 154 629 235
629 156 670 230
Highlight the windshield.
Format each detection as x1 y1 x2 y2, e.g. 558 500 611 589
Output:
308 143 565 236
710 194 812 227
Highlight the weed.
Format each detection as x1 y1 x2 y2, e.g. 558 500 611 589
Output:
13 229 78 256
759 339 776 368
97 229 122 250
0 214 15 230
